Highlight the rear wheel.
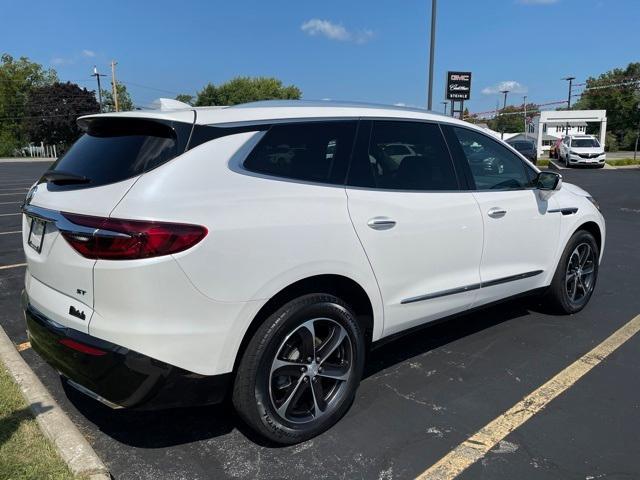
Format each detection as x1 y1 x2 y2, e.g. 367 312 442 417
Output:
233 294 365 444
544 230 599 314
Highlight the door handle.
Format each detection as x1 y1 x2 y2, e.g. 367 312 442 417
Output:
367 217 396 230
487 207 507 218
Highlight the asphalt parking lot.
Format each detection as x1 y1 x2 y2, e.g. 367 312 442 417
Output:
1 161 639 480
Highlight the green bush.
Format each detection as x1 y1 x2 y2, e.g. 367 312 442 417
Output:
605 132 618 152
0 130 21 157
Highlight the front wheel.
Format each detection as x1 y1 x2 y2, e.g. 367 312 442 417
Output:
232 294 365 444
544 230 599 314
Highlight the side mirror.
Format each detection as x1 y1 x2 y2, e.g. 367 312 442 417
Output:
536 171 562 200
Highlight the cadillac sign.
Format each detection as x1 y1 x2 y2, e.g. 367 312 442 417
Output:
446 71 472 100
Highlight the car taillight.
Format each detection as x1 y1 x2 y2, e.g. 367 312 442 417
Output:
59 213 208 260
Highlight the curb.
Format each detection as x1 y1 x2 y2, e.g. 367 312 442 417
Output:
0 325 111 480
0 158 55 164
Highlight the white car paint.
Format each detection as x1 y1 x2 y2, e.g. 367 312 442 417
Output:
22 101 605 377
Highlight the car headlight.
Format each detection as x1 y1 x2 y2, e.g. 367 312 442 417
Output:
587 196 600 211
570 150 578 155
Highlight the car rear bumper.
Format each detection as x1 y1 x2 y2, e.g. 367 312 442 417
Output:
22 290 231 410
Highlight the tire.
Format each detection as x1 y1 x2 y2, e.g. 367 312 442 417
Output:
544 230 599 314
232 293 365 444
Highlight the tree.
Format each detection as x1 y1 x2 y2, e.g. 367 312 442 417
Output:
101 83 134 112
0 53 57 155
573 62 640 149
175 93 194 106
23 82 99 148
195 76 301 106
488 103 538 133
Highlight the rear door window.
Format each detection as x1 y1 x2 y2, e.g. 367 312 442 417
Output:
243 121 357 185
347 120 459 191
45 118 191 190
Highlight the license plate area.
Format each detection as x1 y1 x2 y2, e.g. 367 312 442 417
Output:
28 217 47 253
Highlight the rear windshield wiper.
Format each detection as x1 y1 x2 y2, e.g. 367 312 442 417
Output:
40 170 91 185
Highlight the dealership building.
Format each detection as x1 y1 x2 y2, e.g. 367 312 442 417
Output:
507 110 607 158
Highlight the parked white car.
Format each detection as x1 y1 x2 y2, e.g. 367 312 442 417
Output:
558 134 606 167
21 101 605 444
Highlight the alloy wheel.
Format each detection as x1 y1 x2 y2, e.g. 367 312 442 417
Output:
269 318 353 424
565 242 596 304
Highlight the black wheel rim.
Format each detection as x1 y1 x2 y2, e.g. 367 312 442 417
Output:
565 242 596 304
269 318 353 424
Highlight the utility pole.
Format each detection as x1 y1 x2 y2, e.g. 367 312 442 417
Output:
91 66 106 113
442 101 448 115
499 90 509 139
563 76 575 109
427 0 437 110
111 60 119 112
523 95 528 139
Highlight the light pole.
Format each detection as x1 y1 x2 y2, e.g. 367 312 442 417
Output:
523 95 528 139
499 90 509 139
91 66 106 113
442 101 448 115
563 76 575 109
427 0 437 110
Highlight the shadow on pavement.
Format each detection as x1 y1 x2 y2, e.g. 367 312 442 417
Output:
64 297 536 449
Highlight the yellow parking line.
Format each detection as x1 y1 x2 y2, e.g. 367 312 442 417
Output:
0 231 21 236
16 341 31 352
415 314 640 480
0 263 27 270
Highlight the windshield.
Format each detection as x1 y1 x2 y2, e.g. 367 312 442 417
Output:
511 142 533 151
571 138 600 148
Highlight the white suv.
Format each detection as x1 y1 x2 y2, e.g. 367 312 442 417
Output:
21 101 605 444
558 134 606 167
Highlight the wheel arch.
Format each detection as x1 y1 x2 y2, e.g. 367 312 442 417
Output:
575 221 602 253
232 274 376 373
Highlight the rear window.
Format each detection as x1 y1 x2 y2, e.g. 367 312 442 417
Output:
243 121 357 185
45 118 191 189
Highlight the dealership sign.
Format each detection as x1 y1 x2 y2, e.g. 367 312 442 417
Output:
446 71 472 100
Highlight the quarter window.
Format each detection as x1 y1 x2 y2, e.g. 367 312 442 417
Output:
348 121 458 191
243 122 357 184
451 127 534 190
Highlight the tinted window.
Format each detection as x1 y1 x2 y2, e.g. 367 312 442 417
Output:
243 122 357 184
47 118 190 190
348 121 458 191
510 141 533 151
571 138 600 148
452 127 533 190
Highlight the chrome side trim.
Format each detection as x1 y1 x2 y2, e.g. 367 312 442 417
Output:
401 283 481 304
401 270 544 305
481 270 544 288
548 207 579 215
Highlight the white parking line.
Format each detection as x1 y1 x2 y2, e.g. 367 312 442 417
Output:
0 263 27 271
0 189 28 192
0 192 26 196
0 213 20 217
415 314 640 480
0 231 21 236
0 201 21 205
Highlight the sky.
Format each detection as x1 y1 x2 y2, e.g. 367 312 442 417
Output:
1 0 637 115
